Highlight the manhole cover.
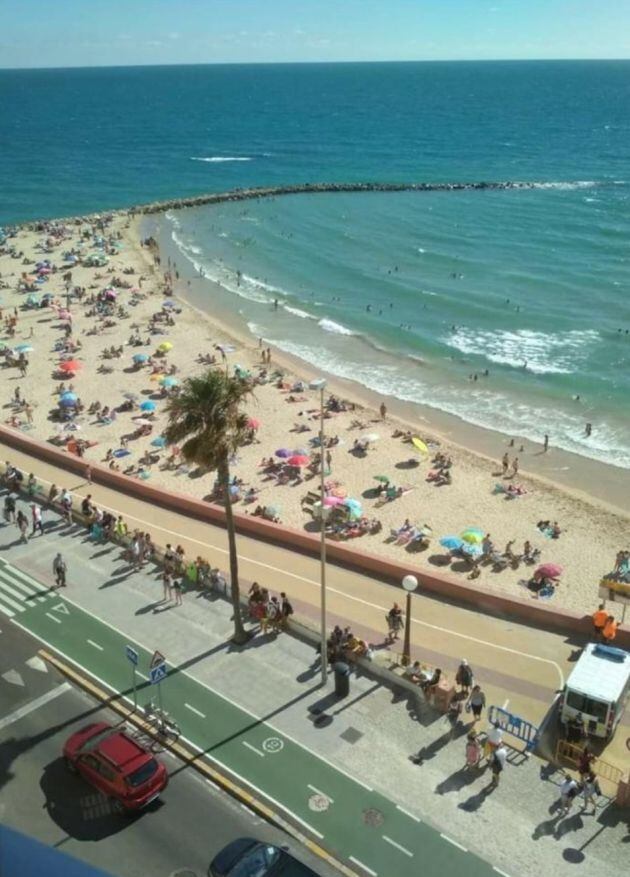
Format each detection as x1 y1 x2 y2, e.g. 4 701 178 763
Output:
340 727 363 744
362 807 384 828
262 736 284 754
309 793 331 812
313 713 333 728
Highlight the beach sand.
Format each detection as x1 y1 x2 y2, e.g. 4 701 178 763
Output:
0 212 627 620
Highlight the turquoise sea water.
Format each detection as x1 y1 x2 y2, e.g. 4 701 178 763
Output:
2 61 630 466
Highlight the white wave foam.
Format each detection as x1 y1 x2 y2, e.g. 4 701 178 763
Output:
446 328 599 375
247 322 264 337
190 156 253 163
284 305 316 320
318 318 355 336
531 181 596 191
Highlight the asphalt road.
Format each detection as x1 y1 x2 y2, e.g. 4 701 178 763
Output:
0 623 337 877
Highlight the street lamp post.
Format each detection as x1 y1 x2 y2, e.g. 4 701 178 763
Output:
401 574 418 666
309 378 328 685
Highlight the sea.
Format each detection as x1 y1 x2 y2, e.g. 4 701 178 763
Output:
2 61 630 468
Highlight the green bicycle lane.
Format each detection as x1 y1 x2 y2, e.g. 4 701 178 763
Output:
5 562 497 877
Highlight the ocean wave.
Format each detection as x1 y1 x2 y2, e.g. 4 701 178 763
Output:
531 181 596 191
318 318 355 336
284 305 316 319
445 328 599 374
190 156 253 163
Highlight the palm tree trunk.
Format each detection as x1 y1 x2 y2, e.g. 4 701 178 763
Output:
219 457 248 643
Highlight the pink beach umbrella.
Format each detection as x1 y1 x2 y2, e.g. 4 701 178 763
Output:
287 455 310 467
535 563 563 579
323 495 344 507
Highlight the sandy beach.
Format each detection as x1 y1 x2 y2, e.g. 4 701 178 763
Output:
0 211 627 619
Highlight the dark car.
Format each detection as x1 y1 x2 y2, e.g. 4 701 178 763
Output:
63 721 168 812
209 838 321 877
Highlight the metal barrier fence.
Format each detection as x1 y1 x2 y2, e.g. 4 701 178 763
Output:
555 739 624 789
488 705 539 753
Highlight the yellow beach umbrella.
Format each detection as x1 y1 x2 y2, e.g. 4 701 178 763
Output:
158 341 173 353
150 373 166 382
412 437 429 454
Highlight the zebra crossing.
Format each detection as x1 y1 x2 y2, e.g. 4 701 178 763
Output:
0 560 53 618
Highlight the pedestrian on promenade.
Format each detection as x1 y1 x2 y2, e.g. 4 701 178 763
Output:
577 746 596 779
482 723 503 763
60 488 72 524
164 542 176 573
173 579 184 606
280 591 294 629
558 774 580 816
591 603 607 640
455 659 473 694
446 694 464 739
162 570 173 601
53 552 67 588
262 595 280 633
48 483 59 506
16 510 29 542
114 515 128 540
30 502 43 536
466 684 486 723
488 743 507 788
3 493 16 523
465 731 482 769
602 615 618 643
85 464 92 485
386 603 403 643
580 772 601 815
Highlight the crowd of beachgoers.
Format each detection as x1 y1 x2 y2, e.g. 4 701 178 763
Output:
0 210 627 619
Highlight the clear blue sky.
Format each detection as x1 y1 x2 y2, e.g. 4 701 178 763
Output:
1 0 629 68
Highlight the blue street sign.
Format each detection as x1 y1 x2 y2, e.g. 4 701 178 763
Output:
150 662 167 685
125 645 139 666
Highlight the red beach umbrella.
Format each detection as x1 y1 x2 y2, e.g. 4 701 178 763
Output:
60 360 83 372
287 455 310 467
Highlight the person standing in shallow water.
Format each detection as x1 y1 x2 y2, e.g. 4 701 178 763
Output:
380 402 387 420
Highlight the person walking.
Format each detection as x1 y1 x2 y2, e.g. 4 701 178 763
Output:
501 452 509 475
386 603 404 643
591 604 608 640
558 774 580 816
60 488 72 524
380 402 387 420
3 493 16 523
577 746 596 779
580 772 601 815
465 731 482 770
262 595 279 634
53 552 67 588
488 743 507 788
455 659 474 694
280 592 294 629
16 510 29 543
511 457 519 477
30 502 43 536
162 570 173 601
173 579 184 606
466 684 486 723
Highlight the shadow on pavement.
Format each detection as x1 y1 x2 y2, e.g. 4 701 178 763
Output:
435 765 482 795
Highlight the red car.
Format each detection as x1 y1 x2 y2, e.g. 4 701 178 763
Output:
63 721 168 812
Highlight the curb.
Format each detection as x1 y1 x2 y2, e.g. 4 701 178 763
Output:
39 648 359 877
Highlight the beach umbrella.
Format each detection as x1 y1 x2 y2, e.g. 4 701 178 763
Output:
59 395 77 407
461 530 484 544
26 294 39 306
360 433 380 443
287 455 310 467
133 353 148 363
440 535 464 551
275 448 292 458
247 417 260 429
162 300 176 308
535 563 563 579
14 343 33 353
157 341 173 353
150 372 166 382
160 376 179 388
123 392 139 401
265 505 280 519
151 436 168 448
140 400 156 412
412 437 429 454
331 486 347 498
343 498 362 514
461 543 483 557
373 475 390 483
60 391 78 402
323 495 344 507
60 360 82 372
292 447 309 456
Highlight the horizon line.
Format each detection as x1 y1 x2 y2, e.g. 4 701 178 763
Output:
2 56 630 73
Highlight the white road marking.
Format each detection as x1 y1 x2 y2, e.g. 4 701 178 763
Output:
349 856 377 876
87 639 104 651
493 869 513 877
382 835 413 857
307 784 334 803
52 602 70 615
396 804 421 822
0 588 26 614
502 699 510 710
16 477 566 688
45 612 61 624
440 834 468 852
0 603 16 618
1 576 46 603
25 656 48 673
2 669 24 687
0 682 71 731
185 703 206 719
242 741 265 757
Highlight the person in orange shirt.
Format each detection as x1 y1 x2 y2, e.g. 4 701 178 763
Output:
592 604 608 640
602 615 618 644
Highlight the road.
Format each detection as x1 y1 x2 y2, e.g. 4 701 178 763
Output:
0 552 497 877
0 441 575 736
0 622 338 877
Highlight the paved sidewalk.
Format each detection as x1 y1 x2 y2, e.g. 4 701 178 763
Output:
0 505 627 877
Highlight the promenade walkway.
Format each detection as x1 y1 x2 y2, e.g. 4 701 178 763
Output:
0 493 627 877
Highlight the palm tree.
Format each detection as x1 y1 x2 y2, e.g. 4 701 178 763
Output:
163 369 253 643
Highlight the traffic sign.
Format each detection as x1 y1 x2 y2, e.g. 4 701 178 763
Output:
150 650 166 669
125 645 139 666
150 662 167 685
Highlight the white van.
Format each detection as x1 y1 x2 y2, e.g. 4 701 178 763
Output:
560 643 630 739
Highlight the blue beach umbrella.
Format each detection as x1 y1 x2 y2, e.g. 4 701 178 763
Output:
162 300 176 308
160 376 179 388
151 436 167 448
59 395 77 407
440 535 464 551
140 400 156 412
133 353 148 364
343 498 362 515
14 343 33 353
275 448 292 458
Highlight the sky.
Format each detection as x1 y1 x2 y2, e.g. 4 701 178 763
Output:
1 0 629 69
